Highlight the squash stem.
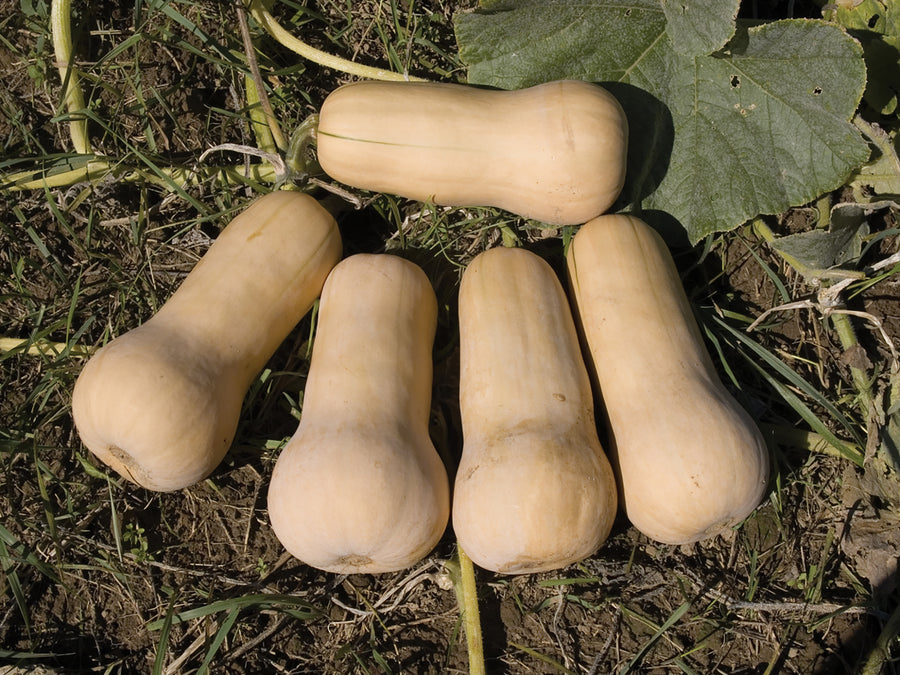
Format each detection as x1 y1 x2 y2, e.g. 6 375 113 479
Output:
499 225 519 248
246 0 427 82
51 0 91 155
285 114 320 178
453 544 486 675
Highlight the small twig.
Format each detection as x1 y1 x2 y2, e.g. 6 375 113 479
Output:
725 600 882 617
328 561 444 622
199 143 288 183
224 613 287 663
164 624 216 675
246 0 428 82
305 176 365 207
236 0 286 152
587 605 622 675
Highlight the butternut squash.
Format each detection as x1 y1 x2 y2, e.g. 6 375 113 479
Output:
453 247 618 574
71 191 342 492
267 253 450 574
566 215 769 545
316 79 627 225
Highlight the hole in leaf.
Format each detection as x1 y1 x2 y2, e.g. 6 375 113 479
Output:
869 14 880 28
730 75 740 88
624 8 632 16
813 86 823 95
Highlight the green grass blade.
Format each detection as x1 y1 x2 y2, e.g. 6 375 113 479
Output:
196 606 241 675
509 642 578 675
0 522 58 582
765 378 865 465
145 593 320 630
0 537 31 637
152 594 179 675
618 601 692 675
743 242 792 304
709 313 866 449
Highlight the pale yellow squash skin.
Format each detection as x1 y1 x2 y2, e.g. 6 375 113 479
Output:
71 191 342 492
316 79 627 225
453 247 618 574
566 215 769 545
267 254 450 574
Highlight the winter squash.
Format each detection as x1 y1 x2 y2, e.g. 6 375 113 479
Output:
267 253 450 574
71 191 342 491
316 79 627 225
566 214 769 544
453 246 618 573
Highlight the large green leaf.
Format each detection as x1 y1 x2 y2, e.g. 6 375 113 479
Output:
833 0 900 115
456 3 870 243
661 0 740 55
456 0 668 87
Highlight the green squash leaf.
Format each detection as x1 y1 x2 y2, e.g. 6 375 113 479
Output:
661 0 740 55
850 118 900 197
770 213 869 279
832 0 900 115
456 5 870 243
456 0 667 88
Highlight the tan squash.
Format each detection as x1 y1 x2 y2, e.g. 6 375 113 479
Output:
453 247 618 574
316 79 627 225
71 191 342 492
566 215 769 545
267 253 450 574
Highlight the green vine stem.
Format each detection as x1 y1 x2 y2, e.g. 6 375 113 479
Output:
247 0 427 82
859 597 900 675
0 337 93 358
3 160 278 192
456 545 486 675
244 72 280 156
51 0 91 155
830 311 876 418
